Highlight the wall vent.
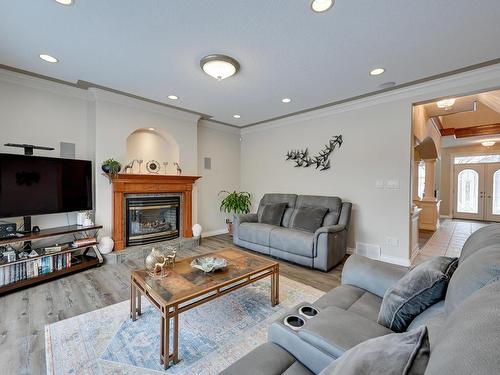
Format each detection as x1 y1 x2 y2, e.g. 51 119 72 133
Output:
355 242 381 260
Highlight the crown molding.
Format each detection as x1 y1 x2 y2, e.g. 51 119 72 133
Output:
0 66 90 100
88 88 201 123
198 119 241 135
241 63 500 135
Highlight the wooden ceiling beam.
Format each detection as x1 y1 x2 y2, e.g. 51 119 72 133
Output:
439 123 500 138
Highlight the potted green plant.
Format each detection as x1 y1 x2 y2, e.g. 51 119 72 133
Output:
101 159 122 177
219 191 252 234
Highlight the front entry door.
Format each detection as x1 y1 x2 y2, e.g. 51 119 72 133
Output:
484 163 500 222
453 162 500 222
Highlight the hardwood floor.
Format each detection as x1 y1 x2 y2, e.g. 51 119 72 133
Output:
0 234 345 375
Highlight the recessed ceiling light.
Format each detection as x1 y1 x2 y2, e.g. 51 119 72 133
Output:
311 0 335 13
39 54 58 63
281 98 292 103
369 68 385 76
233 115 241 119
200 54 240 81
55 0 73 5
148 127 156 131
436 98 456 110
167 95 178 100
481 141 496 147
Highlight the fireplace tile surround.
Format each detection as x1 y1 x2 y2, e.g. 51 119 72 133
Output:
111 174 201 251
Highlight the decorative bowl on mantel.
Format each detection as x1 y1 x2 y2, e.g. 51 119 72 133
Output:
190 256 227 273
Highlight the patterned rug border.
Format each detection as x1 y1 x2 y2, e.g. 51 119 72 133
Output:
45 275 325 375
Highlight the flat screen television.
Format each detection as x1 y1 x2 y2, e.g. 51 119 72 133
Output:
0 153 93 218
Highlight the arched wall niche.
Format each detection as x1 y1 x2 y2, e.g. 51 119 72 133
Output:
414 136 438 160
125 127 180 174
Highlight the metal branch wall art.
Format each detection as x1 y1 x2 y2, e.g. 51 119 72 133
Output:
285 135 343 171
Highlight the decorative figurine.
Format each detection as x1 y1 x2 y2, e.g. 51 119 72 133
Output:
163 161 169 174
174 162 182 175
165 249 177 268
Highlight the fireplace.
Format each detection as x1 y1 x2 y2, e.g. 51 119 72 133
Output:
125 195 180 246
111 174 200 250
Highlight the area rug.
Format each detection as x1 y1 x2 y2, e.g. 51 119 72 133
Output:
45 276 324 375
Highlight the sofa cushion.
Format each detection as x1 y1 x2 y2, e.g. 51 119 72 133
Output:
319 326 430 375
315 285 382 322
445 244 500 314
258 194 297 227
270 227 314 257
296 195 342 226
238 222 275 246
425 280 500 375
290 207 328 233
219 342 313 375
298 306 392 358
378 256 457 332
260 203 288 226
459 223 500 264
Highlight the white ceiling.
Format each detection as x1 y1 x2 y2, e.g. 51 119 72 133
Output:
1 0 500 127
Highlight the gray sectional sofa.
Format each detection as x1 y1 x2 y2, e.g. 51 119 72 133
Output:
221 224 500 375
233 194 352 271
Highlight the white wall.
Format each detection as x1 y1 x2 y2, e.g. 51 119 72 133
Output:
241 64 500 265
91 89 200 236
0 71 91 229
197 121 241 235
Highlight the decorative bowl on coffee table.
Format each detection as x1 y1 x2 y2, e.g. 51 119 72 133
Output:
190 256 227 273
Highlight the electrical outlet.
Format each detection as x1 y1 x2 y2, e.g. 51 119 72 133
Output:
386 179 400 189
385 237 399 247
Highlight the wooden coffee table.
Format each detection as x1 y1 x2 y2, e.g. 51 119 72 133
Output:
130 247 280 369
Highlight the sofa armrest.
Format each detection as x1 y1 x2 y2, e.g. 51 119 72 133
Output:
233 213 258 225
341 254 408 298
313 225 348 271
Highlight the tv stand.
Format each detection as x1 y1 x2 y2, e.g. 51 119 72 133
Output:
0 224 103 295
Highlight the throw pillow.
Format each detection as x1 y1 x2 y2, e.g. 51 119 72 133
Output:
290 207 328 232
377 256 458 332
259 203 288 226
320 326 430 375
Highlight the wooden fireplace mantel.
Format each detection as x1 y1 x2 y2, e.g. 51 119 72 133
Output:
111 174 201 251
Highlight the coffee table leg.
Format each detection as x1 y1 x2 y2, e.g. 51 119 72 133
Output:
131 282 137 321
271 265 280 306
173 309 180 363
164 311 170 369
137 289 142 316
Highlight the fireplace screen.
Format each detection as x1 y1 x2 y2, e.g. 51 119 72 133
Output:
126 196 180 246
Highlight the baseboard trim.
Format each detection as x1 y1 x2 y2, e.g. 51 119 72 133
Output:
202 228 229 237
439 215 452 219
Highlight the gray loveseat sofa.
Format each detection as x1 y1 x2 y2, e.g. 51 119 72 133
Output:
221 224 500 375
233 194 352 271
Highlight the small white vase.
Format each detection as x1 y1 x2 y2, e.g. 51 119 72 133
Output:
98 237 114 254
192 223 202 237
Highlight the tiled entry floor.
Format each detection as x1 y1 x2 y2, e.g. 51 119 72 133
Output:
413 219 492 264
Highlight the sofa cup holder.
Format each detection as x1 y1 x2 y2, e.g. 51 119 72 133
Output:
298 305 318 319
283 315 305 331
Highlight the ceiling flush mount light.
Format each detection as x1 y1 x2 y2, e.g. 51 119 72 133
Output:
167 95 178 100
436 98 456 110
281 98 292 103
481 141 496 147
148 127 156 131
311 0 335 13
200 54 240 81
39 54 58 63
233 115 241 119
55 0 73 5
369 68 385 76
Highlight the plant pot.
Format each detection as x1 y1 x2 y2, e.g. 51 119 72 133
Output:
101 164 112 174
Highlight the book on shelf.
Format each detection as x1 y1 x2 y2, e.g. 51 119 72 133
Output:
0 253 73 287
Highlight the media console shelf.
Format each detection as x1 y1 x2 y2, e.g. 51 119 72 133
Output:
0 225 103 295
